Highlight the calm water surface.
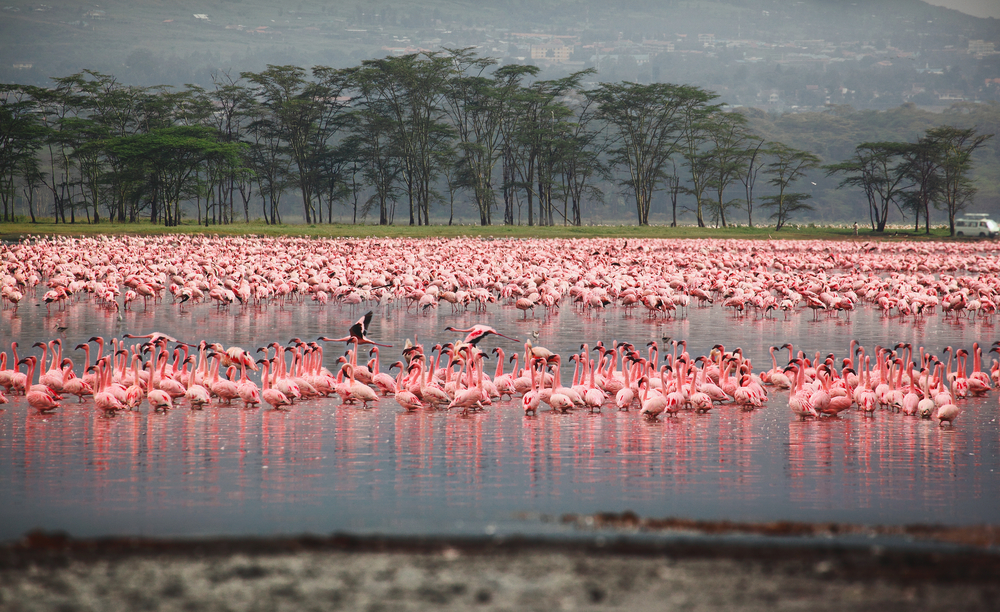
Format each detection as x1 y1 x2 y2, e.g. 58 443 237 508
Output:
1 297 998 540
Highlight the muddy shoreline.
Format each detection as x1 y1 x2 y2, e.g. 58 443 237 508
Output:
2 530 998 611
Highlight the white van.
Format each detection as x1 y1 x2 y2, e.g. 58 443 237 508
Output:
955 214 999 238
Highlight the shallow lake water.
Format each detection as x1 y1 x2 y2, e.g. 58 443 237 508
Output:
1 295 998 540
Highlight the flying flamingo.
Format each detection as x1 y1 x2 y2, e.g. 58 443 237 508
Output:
319 311 392 347
445 324 519 347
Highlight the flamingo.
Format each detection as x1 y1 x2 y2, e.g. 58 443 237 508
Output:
369 347 397 396
688 365 713 413
544 359 574 414
123 355 144 410
258 359 292 410
639 374 666 420
318 311 392 347
61 359 93 402
522 358 542 415
583 358 607 412
209 353 240 404
184 356 211 409
445 324 519 347
788 363 817 420
390 361 423 411
338 362 376 408
448 351 488 415
93 359 123 414
236 361 262 408
615 357 636 411
935 402 960 426
23 357 60 413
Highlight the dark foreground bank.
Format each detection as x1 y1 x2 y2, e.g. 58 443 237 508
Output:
1 531 998 611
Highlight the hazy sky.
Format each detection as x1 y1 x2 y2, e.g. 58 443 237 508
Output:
923 0 1000 19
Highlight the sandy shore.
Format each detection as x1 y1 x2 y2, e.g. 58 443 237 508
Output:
1 531 999 611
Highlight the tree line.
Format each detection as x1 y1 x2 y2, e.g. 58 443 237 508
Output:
0 49 992 232
825 127 993 235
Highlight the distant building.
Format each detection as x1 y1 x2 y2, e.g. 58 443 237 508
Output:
642 40 674 54
530 43 572 62
698 33 715 47
969 40 996 56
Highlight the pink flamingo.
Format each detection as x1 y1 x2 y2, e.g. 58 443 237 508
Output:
259 359 292 410
445 324 519 347
184 356 211 409
236 361 261 408
93 359 124 414
319 311 392 347
522 359 542 415
23 357 60 413
61 359 93 402
209 353 240 405
389 361 423 411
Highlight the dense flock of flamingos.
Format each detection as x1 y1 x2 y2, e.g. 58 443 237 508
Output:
2 233 1000 427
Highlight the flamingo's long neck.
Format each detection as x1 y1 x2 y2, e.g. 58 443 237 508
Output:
129 355 140 388
37 344 48 375
50 341 60 372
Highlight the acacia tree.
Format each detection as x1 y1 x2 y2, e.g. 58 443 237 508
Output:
243 65 325 224
510 72 590 226
352 54 452 226
351 99 401 225
825 141 910 232
898 137 940 234
926 125 993 235
588 82 699 226
738 137 767 228
0 85 44 222
308 66 354 224
761 143 820 230
70 71 150 222
501 81 537 225
561 92 608 227
207 72 256 223
441 48 537 225
105 125 241 226
243 98 290 225
676 87 723 227
701 112 753 228
29 82 83 223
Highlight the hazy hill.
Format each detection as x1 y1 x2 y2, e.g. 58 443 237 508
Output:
1 0 996 89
